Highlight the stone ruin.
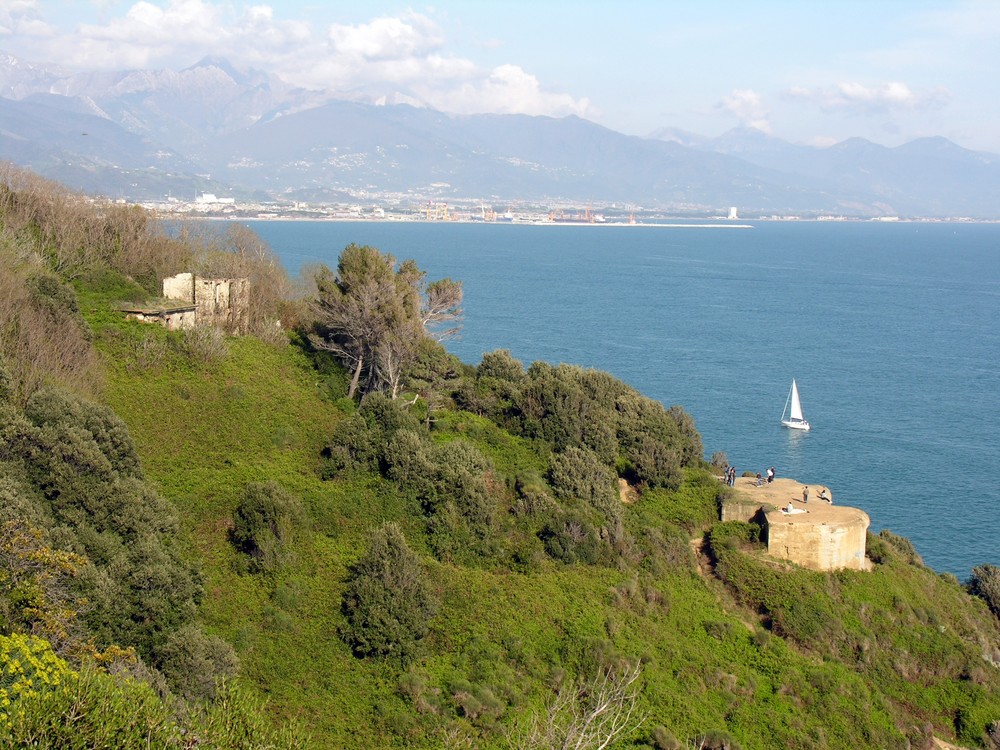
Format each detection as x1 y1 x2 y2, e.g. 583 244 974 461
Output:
123 272 249 334
162 272 249 334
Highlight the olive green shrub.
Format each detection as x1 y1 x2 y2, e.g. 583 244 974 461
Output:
157 624 240 702
970 564 1000 619
231 481 303 573
340 523 437 661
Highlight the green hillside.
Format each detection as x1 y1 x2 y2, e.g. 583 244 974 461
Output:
2 167 1000 749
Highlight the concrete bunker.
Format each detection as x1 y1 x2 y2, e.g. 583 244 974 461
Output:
721 477 870 571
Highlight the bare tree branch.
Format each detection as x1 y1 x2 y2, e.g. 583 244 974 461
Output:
512 661 646 750
310 245 461 399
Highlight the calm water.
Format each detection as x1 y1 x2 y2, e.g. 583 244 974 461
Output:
250 219 1000 578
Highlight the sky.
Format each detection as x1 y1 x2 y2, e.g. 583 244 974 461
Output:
2 0 999 152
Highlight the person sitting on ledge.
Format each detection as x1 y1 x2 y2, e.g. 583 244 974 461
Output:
818 488 832 503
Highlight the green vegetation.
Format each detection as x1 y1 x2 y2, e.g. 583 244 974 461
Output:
1 165 999 748
340 523 437 661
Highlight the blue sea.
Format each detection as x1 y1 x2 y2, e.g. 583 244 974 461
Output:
249 219 1000 578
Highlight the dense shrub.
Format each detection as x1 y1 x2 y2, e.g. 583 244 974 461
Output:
465 359 703 496
628 435 682 490
340 523 437 661
0 634 305 749
706 521 761 557
477 349 525 383
383 429 434 486
539 510 604 565
0 520 89 656
157 624 240 702
231 481 303 573
969 564 1000 619
868 529 924 566
0 263 100 403
549 447 623 543
321 413 377 476
321 392 423 477
0 633 73 725
0 388 203 667
359 391 421 436
427 440 496 533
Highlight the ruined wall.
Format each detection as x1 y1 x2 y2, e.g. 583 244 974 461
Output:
162 272 249 334
124 306 196 331
721 497 768 524
764 509 870 571
162 272 195 303
192 277 249 334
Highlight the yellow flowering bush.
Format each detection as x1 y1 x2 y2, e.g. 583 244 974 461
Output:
0 633 74 726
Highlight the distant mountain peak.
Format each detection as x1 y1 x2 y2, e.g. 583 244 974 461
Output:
183 56 261 87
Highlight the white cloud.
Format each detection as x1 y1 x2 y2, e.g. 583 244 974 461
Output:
787 81 951 114
718 88 770 132
0 0 53 39
432 64 592 118
327 12 443 62
808 135 839 149
6 2 590 120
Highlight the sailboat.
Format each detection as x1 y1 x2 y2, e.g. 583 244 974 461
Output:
781 379 811 431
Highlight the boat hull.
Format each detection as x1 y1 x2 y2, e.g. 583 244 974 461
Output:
781 419 810 431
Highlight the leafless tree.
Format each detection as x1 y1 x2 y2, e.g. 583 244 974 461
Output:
0 261 100 404
513 661 646 750
195 223 291 336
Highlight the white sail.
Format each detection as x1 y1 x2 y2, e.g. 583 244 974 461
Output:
781 379 810 430
789 379 804 421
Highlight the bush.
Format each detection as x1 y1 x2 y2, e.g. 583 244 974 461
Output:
340 523 436 661
321 414 376 476
476 349 525 382
157 624 239 702
969 564 1000 619
869 529 923 566
0 634 305 749
0 663 185 749
383 429 434 486
0 633 73 724
231 481 303 573
1 388 203 661
183 323 229 364
359 391 420 435
22 386 142 479
628 435 682 490
706 521 761 558
549 447 622 542
428 440 496 533
539 510 603 565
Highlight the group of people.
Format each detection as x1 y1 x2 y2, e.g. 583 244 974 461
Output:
800 485 833 504
754 466 776 487
722 465 776 487
722 465 737 486
722 461 835 505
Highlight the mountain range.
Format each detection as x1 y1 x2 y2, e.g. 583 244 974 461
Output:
2 52 998 218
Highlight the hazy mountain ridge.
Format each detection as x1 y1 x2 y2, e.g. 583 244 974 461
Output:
1 52 998 217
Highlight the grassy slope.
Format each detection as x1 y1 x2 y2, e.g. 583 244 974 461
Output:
87 307 1000 749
